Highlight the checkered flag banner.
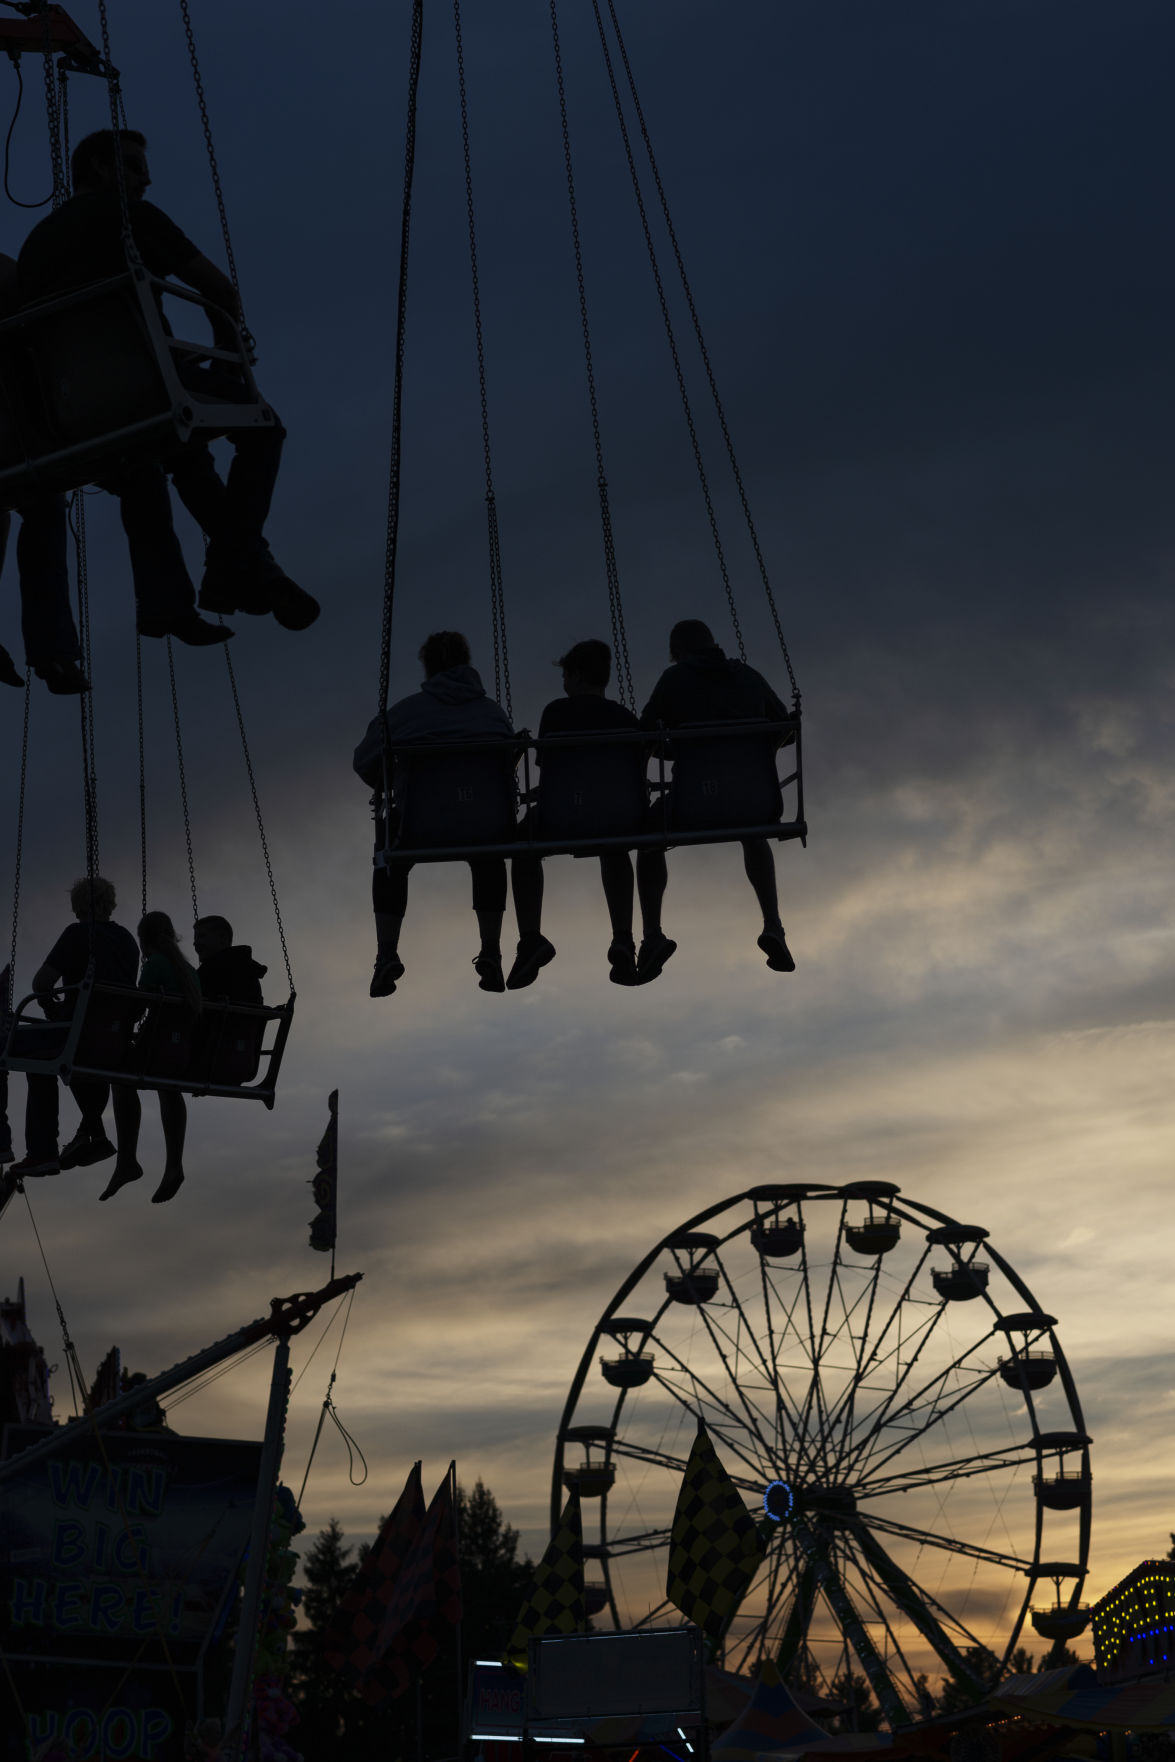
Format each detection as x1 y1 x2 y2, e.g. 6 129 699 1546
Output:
667 1423 766 1642
505 1490 585 1665
323 1460 425 1683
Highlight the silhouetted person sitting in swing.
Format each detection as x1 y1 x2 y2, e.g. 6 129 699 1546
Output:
192 916 266 1005
636 619 795 979
102 912 201 1204
510 639 646 988
17 129 318 642
0 251 86 694
7 876 138 1179
354 630 516 996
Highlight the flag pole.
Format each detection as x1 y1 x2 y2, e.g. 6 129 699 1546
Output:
451 1459 463 1760
330 1090 338 1281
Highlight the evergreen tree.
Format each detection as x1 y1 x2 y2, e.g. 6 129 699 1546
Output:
289 1516 378 1754
828 1672 883 1733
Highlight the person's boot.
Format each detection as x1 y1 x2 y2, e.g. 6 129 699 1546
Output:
0 645 23 688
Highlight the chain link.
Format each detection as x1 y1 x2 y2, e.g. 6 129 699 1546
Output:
219 638 294 992
37 0 65 207
548 0 635 709
453 0 512 721
378 0 425 724
175 0 254 355
70 493 99 878
165 638 199 926
601 0 800 707
56 64 69 190
7 670 31 1013
135 632 147 919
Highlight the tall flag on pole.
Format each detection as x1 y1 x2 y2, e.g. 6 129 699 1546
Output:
323 1459 424 1684
505 1490 585 1666
359 1463 463 1703
309 1089 338 1258
666 1423 766 1643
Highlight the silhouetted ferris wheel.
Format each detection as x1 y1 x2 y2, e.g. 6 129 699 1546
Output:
552 1183 1092 1723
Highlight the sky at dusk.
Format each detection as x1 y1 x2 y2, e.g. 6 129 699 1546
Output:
2 0 1174 1687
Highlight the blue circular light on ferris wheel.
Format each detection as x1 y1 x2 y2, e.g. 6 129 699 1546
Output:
763 1480 794 1522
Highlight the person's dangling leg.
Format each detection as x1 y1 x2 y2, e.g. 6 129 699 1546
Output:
101 465 230 647
742 838 795 972
600 851 637 985
506 855 555 991
10 1072 60 1176
101 1085 144 1199
60 1077 114 1167
371 862 410 997
15 495 86 692
152 1092 187 1203
470 858 509 993
635 848 676 983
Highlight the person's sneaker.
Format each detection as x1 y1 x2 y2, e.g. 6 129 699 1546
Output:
37 658 90 695
59 1130 116 1170
151 1167 185 1204
99 1161 143 1201
473 951 505 993
506 934 556 991
0 645 24 688
757 926 796 972
636 932 677 984
370 954 405 998
138 611 233 646
9 1151 60 1178
267 573 320 632
608 936 638 986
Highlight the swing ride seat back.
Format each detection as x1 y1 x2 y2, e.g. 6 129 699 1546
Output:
0 980 295 1109
0 267 275 505
372 717 805 863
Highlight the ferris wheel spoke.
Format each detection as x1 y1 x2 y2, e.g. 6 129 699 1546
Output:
610 1430 763 1494
846 1522 1001 1693
805 1253 894 1466
681 1265 791 1474
855 1510 1032 1573
776 1549 820 1678
848 1358 1012 1484
815 1242 895 1479
817 1260 940 1472
856 1438 1038 1499
641 1342 777 1481
631 1597 675 1629
757 1253 805 1482
843 1326 1001 1477
839 1296 976 1475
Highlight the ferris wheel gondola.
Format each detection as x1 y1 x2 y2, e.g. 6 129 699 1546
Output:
554 1183 1093 1723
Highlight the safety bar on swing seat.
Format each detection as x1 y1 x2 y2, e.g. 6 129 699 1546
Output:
371 716 805 864
0 978 296 1110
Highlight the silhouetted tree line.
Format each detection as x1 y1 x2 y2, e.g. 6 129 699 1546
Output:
289 1479 533 1761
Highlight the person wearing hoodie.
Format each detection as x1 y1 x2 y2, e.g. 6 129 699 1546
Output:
353 630 514 996
635 619 796 980
192 916 267 1006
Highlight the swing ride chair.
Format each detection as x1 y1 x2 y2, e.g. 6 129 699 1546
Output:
371 717 806 866
0 265 274 506
0 972 294 1108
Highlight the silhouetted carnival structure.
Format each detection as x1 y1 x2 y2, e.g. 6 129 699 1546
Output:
553 1182 1093 1724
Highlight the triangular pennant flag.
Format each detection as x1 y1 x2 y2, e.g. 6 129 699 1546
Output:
308 1090 338 1253
359 1466 463 1705
712 1660 831 1760
505 1490 585 1666
323 1461 424 1681
666 1424 766 1643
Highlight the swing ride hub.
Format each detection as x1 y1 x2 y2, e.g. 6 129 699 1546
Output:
0 5 105 75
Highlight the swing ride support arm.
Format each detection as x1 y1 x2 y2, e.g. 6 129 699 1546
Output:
0 1272 362 1483
0 5 105 74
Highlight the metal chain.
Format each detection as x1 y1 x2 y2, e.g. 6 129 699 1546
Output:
453 0 512 720
589 0 746 665
219 638 294 992
377 0 425 720
135 633 148 919
165 639 199 926
57 63 69 186
175 0 254 354
70 493 99 878
7 671 31 1012
602 0 800 707
548 0 635 709
37 0 65 207
94 0 134 250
